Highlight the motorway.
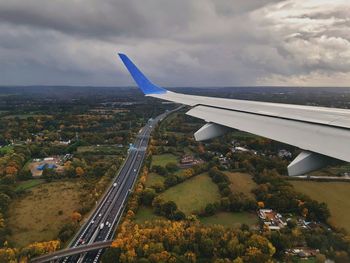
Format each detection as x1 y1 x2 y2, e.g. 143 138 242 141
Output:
38 107 181 263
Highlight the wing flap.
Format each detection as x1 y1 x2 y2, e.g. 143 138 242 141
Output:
187 105 350 163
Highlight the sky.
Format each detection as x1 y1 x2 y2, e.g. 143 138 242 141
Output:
0 0 349 87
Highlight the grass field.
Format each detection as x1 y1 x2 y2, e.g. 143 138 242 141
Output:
145 172 165 187
15 179 45 192
159 173 220 215
309 163 350 177
224 172 257 198
152 154 178 167
8 180 85 247
134 206 163 224
291 181 350 232
200 212 258 228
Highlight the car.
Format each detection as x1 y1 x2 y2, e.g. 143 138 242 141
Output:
99 213 102 217
113 182 117 187
100 223 104 230
91 220 95 224
133 168 137 172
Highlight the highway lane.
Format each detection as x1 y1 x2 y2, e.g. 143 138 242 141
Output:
63 135 146 263
54 107 181 263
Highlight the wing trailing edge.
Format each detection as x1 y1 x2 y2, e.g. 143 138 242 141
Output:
118 53 350 175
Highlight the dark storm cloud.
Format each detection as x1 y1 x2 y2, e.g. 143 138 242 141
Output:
0 0 349 86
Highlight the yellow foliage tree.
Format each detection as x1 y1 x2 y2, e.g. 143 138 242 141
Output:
257 201 265 208
0 248 17 263
21 240 60 259
71 211 82 222
75 167 84 177
5 166 18 175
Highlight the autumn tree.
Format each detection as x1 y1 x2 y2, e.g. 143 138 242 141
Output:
71 211 82 222
75 167 85 177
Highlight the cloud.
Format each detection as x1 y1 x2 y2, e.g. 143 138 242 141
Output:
0 0 349 86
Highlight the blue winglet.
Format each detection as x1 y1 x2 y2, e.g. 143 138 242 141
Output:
118 53 167 95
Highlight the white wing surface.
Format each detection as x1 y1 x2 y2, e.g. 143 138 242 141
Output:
118 53 350 175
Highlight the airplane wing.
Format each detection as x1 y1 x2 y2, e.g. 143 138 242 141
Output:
118 53 350 176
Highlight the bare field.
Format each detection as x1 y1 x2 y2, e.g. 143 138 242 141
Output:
8 180 85 247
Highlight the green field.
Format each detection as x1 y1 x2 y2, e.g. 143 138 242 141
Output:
15 179 45 192
134 206 163 224
224 172 257 198
159 173 220 215
145 172 165 187
200 212 258 228
152 154 178 167
8 180 85 247
291 181 350 232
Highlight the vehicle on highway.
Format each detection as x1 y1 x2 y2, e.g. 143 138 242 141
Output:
113 183 117 187
100 223 104 230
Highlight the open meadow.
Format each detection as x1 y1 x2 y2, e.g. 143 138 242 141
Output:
8 180 86 247
159 173 220 215
200 212 258 228
145 172 165 187
134 206 163 225
151 154 178 167
224 172 257 198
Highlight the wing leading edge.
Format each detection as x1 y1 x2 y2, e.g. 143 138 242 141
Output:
118 53 350 175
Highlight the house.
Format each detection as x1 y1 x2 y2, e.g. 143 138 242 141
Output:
278 149 292 159
180 155 204 168
36 163 57 171
258 209 287 230
285 247 319 259
232 146 257 155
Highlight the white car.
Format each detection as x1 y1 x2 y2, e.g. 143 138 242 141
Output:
113 183 117 187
